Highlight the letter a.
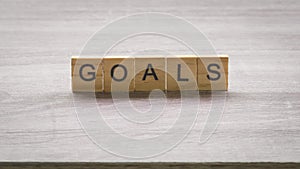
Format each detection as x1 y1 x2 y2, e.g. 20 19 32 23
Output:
142 64 158 80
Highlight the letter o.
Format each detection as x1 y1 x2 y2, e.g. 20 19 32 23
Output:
111 64 128 82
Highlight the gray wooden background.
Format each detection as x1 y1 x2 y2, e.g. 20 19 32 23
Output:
0 0 299 162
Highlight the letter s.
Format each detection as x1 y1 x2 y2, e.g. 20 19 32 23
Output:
207 63 221 81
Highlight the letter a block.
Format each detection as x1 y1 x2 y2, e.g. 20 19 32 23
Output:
71 57 103 92
167 56 198 91
134 57 165 92
103 57 134 92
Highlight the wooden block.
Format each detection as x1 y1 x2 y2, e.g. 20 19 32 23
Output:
71 55 229 92
103 57 134 92
198 83 228 91
197 55 228 74
71 57 103 77
72 75 103 92
167 56 198 91
71 57 103 92
197 55 228 91
197 73 228 90
134 57 165 92
198 72 228 84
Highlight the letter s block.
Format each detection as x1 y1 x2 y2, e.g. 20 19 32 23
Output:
197 55 228 90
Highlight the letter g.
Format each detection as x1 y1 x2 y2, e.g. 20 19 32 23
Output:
79 64 96 81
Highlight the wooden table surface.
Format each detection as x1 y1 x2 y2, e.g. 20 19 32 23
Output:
0 0 299 163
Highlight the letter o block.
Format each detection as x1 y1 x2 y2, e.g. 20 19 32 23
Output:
103 57 134 92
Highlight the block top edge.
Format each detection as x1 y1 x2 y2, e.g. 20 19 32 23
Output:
72 55 228 59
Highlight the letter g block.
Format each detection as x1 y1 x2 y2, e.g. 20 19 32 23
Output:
71 57 103 92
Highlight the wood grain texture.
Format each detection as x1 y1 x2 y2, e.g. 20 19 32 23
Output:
0 162 299 169
0 0 299 163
